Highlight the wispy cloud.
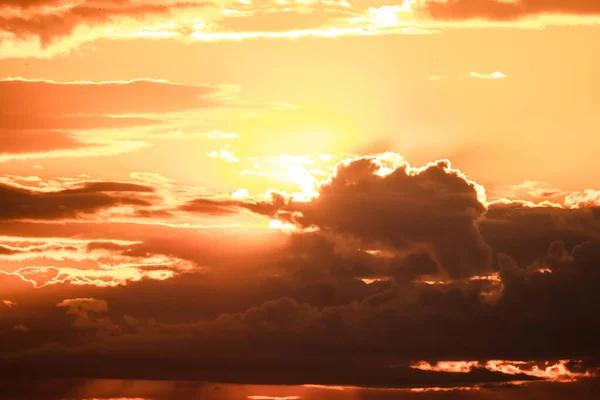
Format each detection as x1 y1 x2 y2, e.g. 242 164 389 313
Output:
208 145 240 163
469 71 507 79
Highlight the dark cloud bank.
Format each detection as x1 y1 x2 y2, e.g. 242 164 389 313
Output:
1 155 600 399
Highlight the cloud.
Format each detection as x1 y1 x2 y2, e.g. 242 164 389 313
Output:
250 155 492 278
0 179 157 221
56 297 108 316
0 78 235 160
1 378 600 400
1 153 600 391
468 71 506 79
179 191 286 217
411 361 482 373
12 324 29 332
417 0 600 21
0 78 224 118
411 360 593 382
501 181 567 202
0 234 197 289
0 0 211 45
56 297 121 333
207 145 240 163
0 130 89 154
216 1 349 33
0 0 439 59
3 0 599 60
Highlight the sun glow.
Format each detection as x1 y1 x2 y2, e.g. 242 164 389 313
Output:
288 164 319 200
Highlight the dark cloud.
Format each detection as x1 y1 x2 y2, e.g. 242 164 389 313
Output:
239 157 492 279
0 180 156 220
1 154 600 392
1 377 598 400
178 197 243 216
481 201 600 266
418 0 600 21
63 181 155 194
85 240 132 253
179 193 285 217
1 233 599 386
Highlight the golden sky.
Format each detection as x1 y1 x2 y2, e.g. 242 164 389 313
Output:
1 1 600 399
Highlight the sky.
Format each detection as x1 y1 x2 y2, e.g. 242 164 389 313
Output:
1 1 600 399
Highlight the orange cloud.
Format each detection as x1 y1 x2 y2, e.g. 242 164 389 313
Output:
410 361 481 373
0 78 223 117
411 359 596 382
0 234 197 289
57 297 108 315
0 78 239 161
0 0 441 58
1 299 16 307
0 0 211 45
417 0 600 21
485 360 595 382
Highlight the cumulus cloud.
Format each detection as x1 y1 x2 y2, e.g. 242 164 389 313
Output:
57 297 108 317
237 156 493 278
1 153 600 392
207 145 240 163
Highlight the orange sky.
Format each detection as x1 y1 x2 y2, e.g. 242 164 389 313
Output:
1 1 600 398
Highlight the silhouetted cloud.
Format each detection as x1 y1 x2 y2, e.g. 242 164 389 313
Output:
1 154 599 391
0 179 158 220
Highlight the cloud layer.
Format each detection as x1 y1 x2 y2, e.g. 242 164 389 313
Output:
418 0 600 20
1 153 599 394
7 0 600 58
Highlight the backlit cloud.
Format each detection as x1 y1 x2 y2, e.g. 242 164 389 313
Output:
469 71 506 79
1 153 599 392
0 179 156 220
2 0 600 58
208 145 240 163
